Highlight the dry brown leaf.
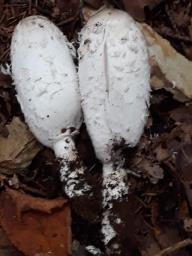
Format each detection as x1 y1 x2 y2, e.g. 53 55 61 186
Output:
4 187 67 218
123 0 163 21
136 158 164 184
154 145 169 162
140 23 192 101
170 105 192 124
0 188 71 256
0 117 42 174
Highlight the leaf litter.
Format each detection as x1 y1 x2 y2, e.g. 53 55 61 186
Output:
0 117 42 174
0 0 192 255
0 187 71 256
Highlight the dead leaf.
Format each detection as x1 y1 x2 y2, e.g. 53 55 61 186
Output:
137 159 164 184
154 145 169 162
140 23 192 101
0 117 42 175
123 0 163 21
0 188 71 256
170 105 192 125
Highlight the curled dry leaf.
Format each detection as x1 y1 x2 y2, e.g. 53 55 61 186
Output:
0 117 42 175
0 188 71 256
140 23 192 101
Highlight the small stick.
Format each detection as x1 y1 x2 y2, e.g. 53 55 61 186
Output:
154 238 192 256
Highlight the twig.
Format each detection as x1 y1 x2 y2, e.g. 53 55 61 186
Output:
57 15 78 26
0 13 5 24
154 238 192 256
0 47 9 62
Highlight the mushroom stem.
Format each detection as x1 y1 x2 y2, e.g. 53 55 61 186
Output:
102 163 128 255
53 136 91 198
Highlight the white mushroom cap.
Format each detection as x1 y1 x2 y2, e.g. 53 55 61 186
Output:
11 16 82 148
78 8 150 164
